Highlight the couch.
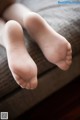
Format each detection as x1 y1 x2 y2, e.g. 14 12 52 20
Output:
0 0 80 119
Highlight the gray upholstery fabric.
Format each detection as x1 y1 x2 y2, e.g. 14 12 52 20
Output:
0 55 80 120
0 0 80 119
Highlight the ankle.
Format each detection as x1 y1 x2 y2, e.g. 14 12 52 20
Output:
23 12 44 28
3 20 23 50
23 12 35 28
23 12 47 39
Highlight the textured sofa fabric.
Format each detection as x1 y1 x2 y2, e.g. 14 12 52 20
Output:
0 0 80 119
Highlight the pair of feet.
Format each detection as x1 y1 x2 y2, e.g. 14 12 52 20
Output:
1 5 72 90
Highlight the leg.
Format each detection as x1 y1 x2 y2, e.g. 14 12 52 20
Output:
0 19 5 46
3 3 72 70
2 20 38 89
3 3 31 26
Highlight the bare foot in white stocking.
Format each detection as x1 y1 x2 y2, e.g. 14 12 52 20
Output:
23 13 72 70
2 20 38 89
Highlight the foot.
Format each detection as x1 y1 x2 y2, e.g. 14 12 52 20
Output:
23 12 72 70
3 20 38 89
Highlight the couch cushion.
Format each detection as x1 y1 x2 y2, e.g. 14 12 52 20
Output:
0 0 80 98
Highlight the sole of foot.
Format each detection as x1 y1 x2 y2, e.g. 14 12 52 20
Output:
3 20 38 89
23 12 72 71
